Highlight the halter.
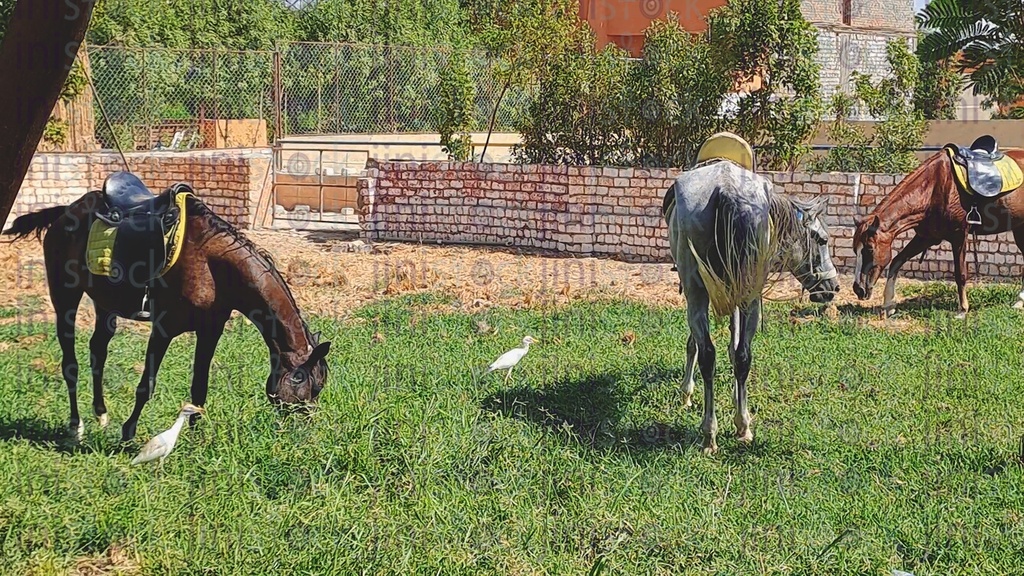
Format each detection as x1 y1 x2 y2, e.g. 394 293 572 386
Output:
793 207 838 283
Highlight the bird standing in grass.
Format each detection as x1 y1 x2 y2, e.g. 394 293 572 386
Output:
484 336 537 383
131 403 205 466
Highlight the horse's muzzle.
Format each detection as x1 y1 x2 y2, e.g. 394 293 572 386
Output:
852 279 870 300
809 279 839 303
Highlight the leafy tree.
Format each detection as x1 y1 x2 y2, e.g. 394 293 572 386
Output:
623 13 731 168
300 0 469 46
436 48 477 161
471 0 588 160
88 0 297 50
811 39 927 174
915 57 965 120
916 0 1024 117
513 41 632 166
707 0 824 171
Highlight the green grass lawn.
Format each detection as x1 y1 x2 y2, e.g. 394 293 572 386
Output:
2 284 1024 575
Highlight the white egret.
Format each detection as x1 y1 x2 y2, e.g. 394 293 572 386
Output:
131 403 205 466
484 336 537 383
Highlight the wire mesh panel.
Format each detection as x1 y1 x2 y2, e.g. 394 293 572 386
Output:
277 41 527 136
82 42 529 152
86 45 275 151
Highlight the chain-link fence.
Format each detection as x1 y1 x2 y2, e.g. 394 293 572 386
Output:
82 42 529 152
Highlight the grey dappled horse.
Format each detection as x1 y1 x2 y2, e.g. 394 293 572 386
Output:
664 160 840 453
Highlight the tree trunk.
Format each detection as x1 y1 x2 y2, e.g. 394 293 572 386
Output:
479 79 510 163
0 0 96 226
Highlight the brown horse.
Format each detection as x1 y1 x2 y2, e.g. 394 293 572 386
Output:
2 173 331 443
852 142 1024 318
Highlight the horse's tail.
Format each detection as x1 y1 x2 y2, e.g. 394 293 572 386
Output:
687 189 772 318
2 205 69 242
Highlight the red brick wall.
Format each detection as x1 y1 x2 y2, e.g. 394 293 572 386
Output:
360 161 1024 282
5 149 271 231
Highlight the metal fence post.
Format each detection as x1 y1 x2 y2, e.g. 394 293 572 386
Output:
142 47 150 150
273 47 283 141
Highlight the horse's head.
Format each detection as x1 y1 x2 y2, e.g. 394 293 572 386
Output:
783 197 839 303
267 332 331 409
851 214 891 300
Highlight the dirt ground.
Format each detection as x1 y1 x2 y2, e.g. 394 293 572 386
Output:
0 227 922 331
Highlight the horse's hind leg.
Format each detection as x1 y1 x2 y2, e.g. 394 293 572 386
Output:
686 289 718 454
951 236 969 319
682 335 697 408
89 306 117 428
732 301 760 444
51 288 84 440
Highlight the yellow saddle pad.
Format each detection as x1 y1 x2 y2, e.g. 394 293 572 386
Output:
695 131 755 171
86 190 192 278
945 145 1024 197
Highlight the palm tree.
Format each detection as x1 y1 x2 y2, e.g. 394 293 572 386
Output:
916 0 1024 115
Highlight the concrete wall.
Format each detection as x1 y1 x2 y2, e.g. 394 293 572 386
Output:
5 148 272 231
358 160 1024 281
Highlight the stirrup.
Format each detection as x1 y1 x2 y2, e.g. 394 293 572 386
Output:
966 205 982 226
132 288 151 321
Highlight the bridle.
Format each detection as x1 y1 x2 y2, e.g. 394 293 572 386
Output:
794 207 838 285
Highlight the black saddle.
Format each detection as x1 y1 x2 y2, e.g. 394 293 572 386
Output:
99 171 172 220
944 135 1023 198
93 172 189 293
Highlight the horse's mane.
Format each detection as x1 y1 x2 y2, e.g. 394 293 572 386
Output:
870 151 944 218
185 196 315 345
767 193 804 249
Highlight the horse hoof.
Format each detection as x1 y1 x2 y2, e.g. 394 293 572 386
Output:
954 312 967 320
1012 300 1023 310
682 395 693 409
68 421 84 442
97 414 109 428
737 430 754 444
702 444 718 456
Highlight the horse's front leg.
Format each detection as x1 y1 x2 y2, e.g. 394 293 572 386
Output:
951 236 969 319
686 291 717 454
89 306 117 428
121 329 173 442
189 314 229 427
732 301 760 444
882 235 934 315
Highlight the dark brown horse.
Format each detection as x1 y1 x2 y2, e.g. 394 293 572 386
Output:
2 173 331 442
852 142 1024 318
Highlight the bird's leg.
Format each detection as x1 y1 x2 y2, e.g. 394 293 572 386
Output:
505 366 513 384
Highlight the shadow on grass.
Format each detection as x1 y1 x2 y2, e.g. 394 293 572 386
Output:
835 282 1022 319
0 417 133 456
0 417 84 454
481 368 793 457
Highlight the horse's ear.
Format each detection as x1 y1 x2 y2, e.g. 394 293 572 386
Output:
299 341 332 372
808 196 829 217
